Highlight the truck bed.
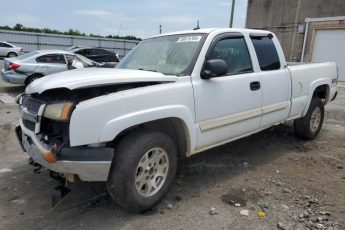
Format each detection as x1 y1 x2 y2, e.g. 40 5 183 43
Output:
287 62 337 119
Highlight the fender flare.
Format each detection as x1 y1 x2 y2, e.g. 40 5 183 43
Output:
302 78 330 116
99 105 196 154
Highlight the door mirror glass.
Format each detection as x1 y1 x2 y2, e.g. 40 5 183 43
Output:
201 59 228 79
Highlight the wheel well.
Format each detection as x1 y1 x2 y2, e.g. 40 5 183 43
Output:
110 118 190 159
313 84 330 104
25 73 44 85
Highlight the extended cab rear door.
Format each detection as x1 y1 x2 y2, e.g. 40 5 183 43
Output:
249 34 291 128
193 33 263 151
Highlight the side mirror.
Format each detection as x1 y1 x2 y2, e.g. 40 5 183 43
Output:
201 59 228 79
67 60 73 70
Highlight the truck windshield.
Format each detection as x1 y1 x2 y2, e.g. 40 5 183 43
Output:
116 34 207 75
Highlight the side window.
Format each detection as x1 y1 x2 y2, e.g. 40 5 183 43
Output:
36 54 66 64
0 42 12 48
83 49 92 56
75 50 84 55
209 37 253 75
101 49 112 55
251 36 281 71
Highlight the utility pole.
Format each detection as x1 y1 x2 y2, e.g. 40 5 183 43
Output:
229 0 236 28
118 24 122 36
159 25 162 34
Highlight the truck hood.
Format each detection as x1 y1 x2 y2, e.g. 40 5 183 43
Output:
26 68 178 94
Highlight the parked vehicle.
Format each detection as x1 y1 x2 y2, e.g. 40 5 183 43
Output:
0 41 23 58
68 47 119 67
1 50 100 86
15 28 338 212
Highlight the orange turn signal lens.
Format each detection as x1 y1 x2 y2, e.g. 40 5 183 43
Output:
42 150 58 163
61 103 74 122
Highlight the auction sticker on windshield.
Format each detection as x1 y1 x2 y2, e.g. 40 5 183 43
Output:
177 36 202 43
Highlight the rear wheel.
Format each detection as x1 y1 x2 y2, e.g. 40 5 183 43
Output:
294 97 324 140
7 52 17 58
107 130 177 212
25 74 43 86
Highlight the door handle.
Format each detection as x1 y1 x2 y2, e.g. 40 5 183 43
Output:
250 81 261 91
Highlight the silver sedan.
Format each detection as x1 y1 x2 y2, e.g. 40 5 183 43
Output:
1 50 100 86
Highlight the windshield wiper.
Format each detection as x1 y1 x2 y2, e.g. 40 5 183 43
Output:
138 68 157 72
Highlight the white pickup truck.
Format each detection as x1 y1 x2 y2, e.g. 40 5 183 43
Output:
15 28 338 212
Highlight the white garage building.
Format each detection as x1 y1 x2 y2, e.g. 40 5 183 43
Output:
302 17 345 81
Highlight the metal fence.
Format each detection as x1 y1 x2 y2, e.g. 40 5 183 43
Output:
0 30 140 58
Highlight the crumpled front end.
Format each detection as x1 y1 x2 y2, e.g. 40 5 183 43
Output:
16 94 114 181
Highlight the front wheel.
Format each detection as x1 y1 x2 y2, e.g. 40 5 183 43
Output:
107 130 177 212
294 97 324 140
7 52 17 58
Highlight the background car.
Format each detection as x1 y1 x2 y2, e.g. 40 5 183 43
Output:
1 50 100 86
0 41 24 58
68 47 119 67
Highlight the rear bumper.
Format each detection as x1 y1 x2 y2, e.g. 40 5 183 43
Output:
16 124 114 181
1 69 27 85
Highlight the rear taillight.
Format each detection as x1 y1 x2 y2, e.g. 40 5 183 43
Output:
8 63 20 71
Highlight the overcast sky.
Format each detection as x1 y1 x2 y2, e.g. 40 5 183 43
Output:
0 0 248 38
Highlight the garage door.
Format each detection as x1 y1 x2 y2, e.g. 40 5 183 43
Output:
312 29 345 81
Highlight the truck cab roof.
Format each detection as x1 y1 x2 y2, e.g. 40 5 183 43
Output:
151 28 273 39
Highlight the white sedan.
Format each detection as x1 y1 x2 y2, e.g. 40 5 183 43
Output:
0 41 23 58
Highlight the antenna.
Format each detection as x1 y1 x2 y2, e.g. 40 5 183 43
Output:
193 20 200 30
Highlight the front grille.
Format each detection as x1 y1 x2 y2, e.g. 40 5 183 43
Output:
21 95 45 132
22 96 43 114
23 119 35 131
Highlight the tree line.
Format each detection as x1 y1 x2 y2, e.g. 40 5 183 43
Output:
0 23 141 41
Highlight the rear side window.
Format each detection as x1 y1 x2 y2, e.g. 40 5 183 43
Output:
83 49 92 56
99 49 112 55
251 36 281 71
93 49 106 55
36 54 66 64
209 37 253 75
75 50 84 55
0 42 12 48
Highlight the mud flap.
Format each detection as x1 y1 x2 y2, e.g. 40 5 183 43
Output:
15 125 25 151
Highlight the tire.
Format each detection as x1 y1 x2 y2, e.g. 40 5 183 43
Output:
294 97 324 140
107 130 178 213
7 52 17 58
25 74 43 86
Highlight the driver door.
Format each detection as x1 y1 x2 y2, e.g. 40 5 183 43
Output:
192 33 262 151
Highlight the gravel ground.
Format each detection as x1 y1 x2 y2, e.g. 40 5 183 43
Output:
0 66 344 230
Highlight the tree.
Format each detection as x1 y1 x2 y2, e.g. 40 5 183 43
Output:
0 23 141 41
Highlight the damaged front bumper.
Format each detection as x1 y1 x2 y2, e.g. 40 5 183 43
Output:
16 123 114 181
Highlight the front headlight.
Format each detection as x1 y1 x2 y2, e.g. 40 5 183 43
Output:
43 102 74 122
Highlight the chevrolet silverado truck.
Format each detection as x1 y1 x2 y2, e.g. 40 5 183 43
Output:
15 28 338 212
